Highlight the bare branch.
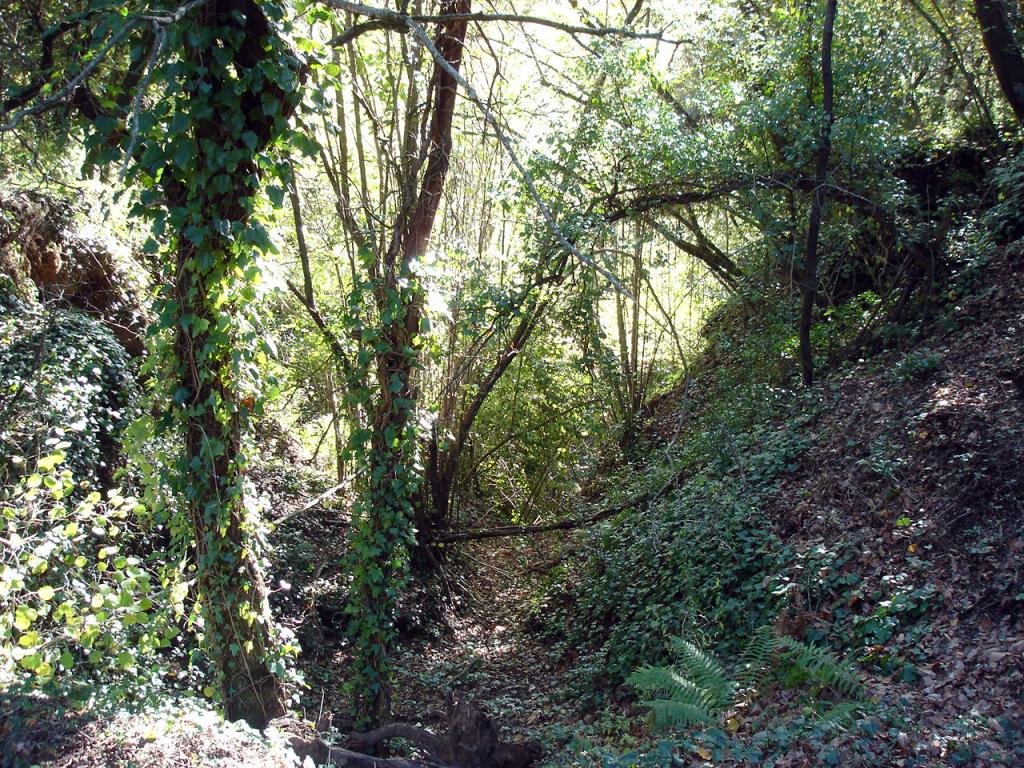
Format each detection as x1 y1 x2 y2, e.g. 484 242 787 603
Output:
398 14 629 293
320 1 689 45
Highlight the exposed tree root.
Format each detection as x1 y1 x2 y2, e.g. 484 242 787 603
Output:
280 696 542 768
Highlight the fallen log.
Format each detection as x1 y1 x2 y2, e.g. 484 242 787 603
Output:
279 695 541 768
347 696 542 768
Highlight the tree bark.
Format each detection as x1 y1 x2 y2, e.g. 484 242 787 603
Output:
799 0 837 388
352 0 471 728
166 0 301 728
283 697 541 768
974 0 1024 122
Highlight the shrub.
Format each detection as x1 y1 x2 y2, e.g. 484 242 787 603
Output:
0 291 140 489
0 453 183 698
628 627 865 730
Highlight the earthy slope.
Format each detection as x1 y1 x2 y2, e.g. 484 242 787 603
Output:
749 244 1024 765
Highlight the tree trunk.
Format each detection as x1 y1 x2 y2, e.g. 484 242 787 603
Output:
799 0 838 388
974 0 1024 122
165 0 300 728
174 235 287 728
350 0 471 728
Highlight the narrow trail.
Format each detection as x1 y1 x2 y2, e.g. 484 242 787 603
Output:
391 542 577 741
276 514 592 754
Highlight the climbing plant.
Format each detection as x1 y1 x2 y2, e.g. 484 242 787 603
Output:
0 0 312 727
340 267 425 727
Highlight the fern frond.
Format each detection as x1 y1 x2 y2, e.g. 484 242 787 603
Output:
735 625 777 691
627 666 717 711
815 700 866 728
629 632 865 738
642 698 716 729
667 637 735 710
775 637 864 699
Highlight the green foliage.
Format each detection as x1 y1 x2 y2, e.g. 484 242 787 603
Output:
0 455 181 694
0 293 140 488
892 348 942 382
628 638 736 728
539 411 807 705
986 143 1024 242
771 635 865 699
629 627 865 732
0 0 1017 740
849 584 938 651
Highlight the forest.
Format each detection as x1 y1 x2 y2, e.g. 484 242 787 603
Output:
0 0 1023 766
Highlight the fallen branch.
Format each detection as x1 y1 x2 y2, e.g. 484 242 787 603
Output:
438 461 694 544
274 478 356 526
436 493 653 543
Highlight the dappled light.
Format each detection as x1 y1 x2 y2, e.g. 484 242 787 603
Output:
1 1 1023 766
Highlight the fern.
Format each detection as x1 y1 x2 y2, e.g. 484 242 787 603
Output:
665 637 736 710
629 629 867 732
814 701 867 728
774 636 864 699
734 625 776 691
627 666 718 712
644 698 717 728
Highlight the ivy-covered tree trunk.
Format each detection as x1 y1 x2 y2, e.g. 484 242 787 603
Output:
160 0 301 729
351 274 424 727
348 0 470 728
172 236 287 728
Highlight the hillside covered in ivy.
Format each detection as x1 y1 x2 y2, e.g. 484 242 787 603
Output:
1 1 1023 767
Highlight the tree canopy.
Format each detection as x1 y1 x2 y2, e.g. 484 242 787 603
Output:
2 1 1023 766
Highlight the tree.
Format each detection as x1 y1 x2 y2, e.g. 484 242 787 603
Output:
800 0 838 387
298 0 473 727
974 0 1024 122
1 0 304 728
153 0 302 727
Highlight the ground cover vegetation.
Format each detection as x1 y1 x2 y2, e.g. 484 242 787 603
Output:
0 0 1023 766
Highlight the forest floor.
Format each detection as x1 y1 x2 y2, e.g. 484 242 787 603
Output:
280 244 1024 766
277 519 592 752
6 249 1024 767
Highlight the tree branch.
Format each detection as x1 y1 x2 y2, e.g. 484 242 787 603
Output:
0 0 212 132
436 493 655 543
322 0 631 295
320 1 689 45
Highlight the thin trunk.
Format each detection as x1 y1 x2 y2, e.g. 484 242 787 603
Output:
328 370 345 482
799 0 838 388
289 159 314 303
629 226 643 414
974 0 1024 122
